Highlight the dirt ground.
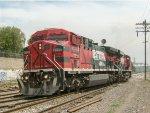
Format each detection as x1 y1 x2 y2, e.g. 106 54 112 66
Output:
77 73 150 113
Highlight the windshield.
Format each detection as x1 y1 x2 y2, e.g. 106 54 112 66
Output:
48 34 68 41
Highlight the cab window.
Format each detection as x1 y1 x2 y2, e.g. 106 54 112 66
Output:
48 34 68 41
28 35 44 44
32 35 44 42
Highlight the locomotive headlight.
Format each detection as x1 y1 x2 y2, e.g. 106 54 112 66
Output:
24 76 29 80
22 73 29 81
38 43 42 50
43 74 48 79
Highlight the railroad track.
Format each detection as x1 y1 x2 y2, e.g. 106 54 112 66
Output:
67 97 102 113
1 83 118 113
0 95 25 104
39 84 118 113
0 88 18 93
0 91 19 97
1 87 103 113
2 92 75 113
0 92 19 101
0 96 49 110
0 89 11 92
0 93 21 100
39 87 106 113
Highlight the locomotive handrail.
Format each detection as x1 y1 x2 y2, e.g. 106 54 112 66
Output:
53 54 65 71
43 53 64 90
114 63 122 74
42 53 60 70
30 54 32 70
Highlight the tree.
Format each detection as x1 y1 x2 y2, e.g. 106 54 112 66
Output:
27 38 32 45
0 26 25 53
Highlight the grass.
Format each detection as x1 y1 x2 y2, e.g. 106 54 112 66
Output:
107 102 122 113
146 79 150 83
141 79 150 84
111 103 120 107
107 111 114 113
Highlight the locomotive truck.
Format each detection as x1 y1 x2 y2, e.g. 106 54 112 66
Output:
17 28 132 96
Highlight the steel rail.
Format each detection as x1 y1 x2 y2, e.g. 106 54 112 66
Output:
0 96 25 104
67 97 102 113
39 88 106 113
0 97 48 109
0 91 19 96
2 92 74 113
0 94 20 100
2 83 118 113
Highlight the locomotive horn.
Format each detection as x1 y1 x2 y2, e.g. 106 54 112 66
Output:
101 39 106 45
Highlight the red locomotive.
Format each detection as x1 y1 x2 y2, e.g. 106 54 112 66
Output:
17 28 132 96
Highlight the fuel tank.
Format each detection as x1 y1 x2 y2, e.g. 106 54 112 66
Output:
86 74 109 87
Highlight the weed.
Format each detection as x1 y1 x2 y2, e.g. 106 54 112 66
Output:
107 102 122 113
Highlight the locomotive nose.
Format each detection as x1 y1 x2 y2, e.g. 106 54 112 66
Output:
24 41 54 70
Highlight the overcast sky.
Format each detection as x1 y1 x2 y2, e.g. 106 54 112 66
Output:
0 0 150 64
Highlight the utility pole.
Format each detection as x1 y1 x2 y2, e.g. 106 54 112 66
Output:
136 19 150 80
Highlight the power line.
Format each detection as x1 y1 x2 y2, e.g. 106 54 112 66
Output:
136 19 150 80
